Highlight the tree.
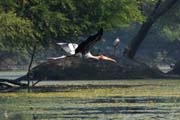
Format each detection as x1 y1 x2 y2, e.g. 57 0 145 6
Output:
0 11 39 91
0 0 145 91
17 0 144 44
0 12 37 54
0 0 144 50
124 0 179 59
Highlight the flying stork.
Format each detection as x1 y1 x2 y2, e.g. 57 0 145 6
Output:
48 28 116 62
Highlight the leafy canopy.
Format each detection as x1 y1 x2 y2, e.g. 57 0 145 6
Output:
0 12 37 53
0 0 144 53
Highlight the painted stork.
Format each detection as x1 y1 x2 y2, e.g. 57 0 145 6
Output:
48 28 116 62
113 37 120 56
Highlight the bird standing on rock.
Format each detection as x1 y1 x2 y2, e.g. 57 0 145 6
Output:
113 37 120 56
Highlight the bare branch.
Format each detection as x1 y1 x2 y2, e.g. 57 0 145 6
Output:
32 79 42 87
0 79 27 86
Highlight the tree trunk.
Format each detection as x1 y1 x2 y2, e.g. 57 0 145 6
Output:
126 19 154 59
125 0 178 59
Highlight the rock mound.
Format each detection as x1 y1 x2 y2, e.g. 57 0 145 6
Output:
17 57 165 80
168 61 180 75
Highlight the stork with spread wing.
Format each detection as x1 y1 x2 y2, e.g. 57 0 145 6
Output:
48 28 116 62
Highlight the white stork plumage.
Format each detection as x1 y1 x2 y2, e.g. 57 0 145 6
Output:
48 28 116 62
113 37 120 56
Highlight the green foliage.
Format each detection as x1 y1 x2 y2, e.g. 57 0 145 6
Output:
0 0 17 12
18 0 144 43
135 0 180 41
0 0 145 56
162 25 180 40
0 0 179 62
71 0 144 30
158 1 180 40
0 12 37 53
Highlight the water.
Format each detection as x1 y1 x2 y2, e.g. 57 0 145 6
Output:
0 95 180 120
0 71 179 120
0 71 26 79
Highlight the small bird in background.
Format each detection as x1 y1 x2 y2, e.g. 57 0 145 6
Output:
113 37 120 56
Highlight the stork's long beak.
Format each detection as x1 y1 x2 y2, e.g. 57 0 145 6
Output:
100 55 117 63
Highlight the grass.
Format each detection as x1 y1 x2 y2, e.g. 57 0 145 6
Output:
0 79 180 120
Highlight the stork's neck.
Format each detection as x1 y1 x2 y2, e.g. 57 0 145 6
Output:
84 52 99 60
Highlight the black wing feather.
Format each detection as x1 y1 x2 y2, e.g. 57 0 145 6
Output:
75 28 103 54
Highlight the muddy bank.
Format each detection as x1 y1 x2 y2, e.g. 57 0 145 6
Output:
15 56 169 81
